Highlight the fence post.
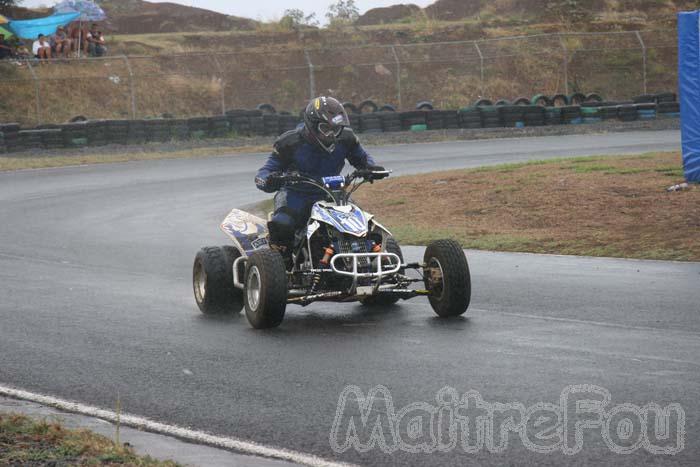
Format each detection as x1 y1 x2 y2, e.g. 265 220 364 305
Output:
473 41 485 96
558 34 569 96
122 56 137 119
635 31 648 95
26 60 41 125
211 54 227 115
390 45 402 110
303 49 316 99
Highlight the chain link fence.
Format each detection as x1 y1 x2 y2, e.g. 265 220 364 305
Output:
0 30 677 126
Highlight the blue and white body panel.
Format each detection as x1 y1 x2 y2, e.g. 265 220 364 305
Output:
310 202 372 237
220 208 269 256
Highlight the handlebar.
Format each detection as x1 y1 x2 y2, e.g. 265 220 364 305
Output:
278 169 391 188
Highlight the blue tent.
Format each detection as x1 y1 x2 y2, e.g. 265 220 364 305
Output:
678 11 700 182
7 12 80 39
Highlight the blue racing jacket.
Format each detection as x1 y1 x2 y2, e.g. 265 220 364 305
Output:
255 126 376 198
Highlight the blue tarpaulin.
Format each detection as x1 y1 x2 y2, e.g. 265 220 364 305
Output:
678 11 700 182
7 12 80 40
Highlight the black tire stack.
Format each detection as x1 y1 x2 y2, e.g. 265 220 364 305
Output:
458 107 482 129
261 114 279 136
654 92 676 104
105 120 130 144
522 106 545 126
498 105 524 127
657 101 680 117
170 118 189 140
598 106 619 120
0 131 5 154
378 111 401 132
226 110 252 136
208 115 230 138
348 113 361 132
62 122 89 147
278 114 299 134
400 110 426 131
479 106 501 128
635 103 657 120
359 113 382 133
617 104 638 122
544 107 563 125
125 120 146 144
0 124 19 152
560 106 582 124
442 110 460 129
187 117 209 139
144 119 171 143
425 110 445 130
18 130 43 150
91 121 111 146
39 128 64 149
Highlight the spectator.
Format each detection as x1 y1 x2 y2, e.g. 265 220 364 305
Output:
0 33 13 60
51 26 72 58
32 34 52 60
86 24 106 57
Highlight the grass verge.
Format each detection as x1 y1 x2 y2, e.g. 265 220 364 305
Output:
352 152 699 261
0 412 179 466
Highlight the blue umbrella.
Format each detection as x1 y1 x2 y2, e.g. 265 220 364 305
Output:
7 12 80 39
53 0 106 21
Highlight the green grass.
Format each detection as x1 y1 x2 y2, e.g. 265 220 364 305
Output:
0 413 179 466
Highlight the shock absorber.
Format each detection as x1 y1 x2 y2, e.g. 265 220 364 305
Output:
310 246 334 294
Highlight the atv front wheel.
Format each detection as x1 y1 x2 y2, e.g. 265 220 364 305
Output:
193 246 244 315
361 237 403 307
424 240 471 317
244 249 288 329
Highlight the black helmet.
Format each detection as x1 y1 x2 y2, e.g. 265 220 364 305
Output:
303 96 350 153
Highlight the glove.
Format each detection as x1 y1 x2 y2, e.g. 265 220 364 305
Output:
256 172 283 192
366 165 389 179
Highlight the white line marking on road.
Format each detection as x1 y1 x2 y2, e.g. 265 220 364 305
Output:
474 308 700 337
0 384 355 467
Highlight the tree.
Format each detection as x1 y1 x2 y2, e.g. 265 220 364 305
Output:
280 8 319 30
0 0 20 15
326 0 360 26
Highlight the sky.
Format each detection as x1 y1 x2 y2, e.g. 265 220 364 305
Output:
21 1 436 24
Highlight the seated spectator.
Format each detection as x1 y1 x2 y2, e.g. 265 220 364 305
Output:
86 24 106 57
32 34 52 60
51 26 72 58
0 33 13 60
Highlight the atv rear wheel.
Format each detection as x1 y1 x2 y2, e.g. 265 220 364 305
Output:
361 237 404 307
244 249 288 329
193 246 244 315
424 240 471 317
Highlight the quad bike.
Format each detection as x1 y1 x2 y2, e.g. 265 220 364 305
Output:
193 169 471 329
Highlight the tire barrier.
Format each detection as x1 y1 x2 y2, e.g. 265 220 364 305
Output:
342 102 359 114
379 104 397 112
256 103 277 115
513 97 531 106
458 107 482 129
569 93 587 105
531 94 552 107
0 93 680 154
416 101 434 111
551 94 569 107
358 100 378 114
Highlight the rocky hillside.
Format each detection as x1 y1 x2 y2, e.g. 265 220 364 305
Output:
358 0 698 25
99 0 257 34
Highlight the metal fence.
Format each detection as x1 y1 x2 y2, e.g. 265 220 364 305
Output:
0 30 677 126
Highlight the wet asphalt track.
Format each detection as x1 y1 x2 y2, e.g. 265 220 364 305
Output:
1 130 699 466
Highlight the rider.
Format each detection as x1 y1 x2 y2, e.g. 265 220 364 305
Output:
255 96 385 257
